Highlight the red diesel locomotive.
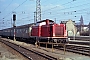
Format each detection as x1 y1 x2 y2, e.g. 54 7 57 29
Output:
32 19 68 43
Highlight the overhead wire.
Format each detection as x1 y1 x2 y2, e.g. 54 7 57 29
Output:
1 0 13 13
42 0 90 15
0 0 28 29
42 2 90 16
1 0 90 28
42 0 89 14
41 0 90 21
42 0 76 13
1 0 28 20
54 7 90 17
42 7 90 23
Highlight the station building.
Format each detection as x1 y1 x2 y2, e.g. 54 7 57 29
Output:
61 20 77 36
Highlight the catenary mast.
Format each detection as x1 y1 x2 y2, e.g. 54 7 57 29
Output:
36 0 41 22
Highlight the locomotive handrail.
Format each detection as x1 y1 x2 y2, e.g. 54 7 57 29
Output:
37 42 66 55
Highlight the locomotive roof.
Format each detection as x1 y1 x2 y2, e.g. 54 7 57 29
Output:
37 19 54 23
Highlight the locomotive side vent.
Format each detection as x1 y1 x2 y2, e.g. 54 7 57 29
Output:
55 26 64 37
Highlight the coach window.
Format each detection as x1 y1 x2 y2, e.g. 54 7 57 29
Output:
20 29 21 32
24 29 26 32
17 30 18 33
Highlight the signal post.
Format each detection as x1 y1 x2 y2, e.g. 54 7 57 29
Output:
13 14 16 41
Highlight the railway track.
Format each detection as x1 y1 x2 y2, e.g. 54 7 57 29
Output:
55 44 90 56
55 37 90 56
66 44 90 56
0 39 57 60
66 36 90 56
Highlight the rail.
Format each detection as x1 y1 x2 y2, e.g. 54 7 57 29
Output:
57 36 90 56
0 39 57 60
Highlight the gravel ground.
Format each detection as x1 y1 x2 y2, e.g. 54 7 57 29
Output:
0 42 22 60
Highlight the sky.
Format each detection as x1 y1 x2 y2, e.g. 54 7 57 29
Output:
0 0 90 29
